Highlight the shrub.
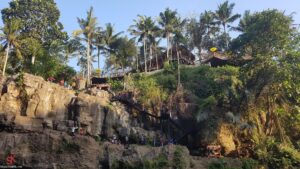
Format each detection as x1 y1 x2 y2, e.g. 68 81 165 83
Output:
173 147 187 169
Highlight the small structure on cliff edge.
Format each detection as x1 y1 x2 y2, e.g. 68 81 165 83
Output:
91 76 124 91
202 52 253 67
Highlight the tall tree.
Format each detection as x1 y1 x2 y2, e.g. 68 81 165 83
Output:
0 19 22 76
94 29 104 70
231 9 294 56
102 23 122 73
173 29 187 87
214 0 240 49
145 17 160 70
73 7 98 85
107 36 137 74
158 8 185 62
186 10 218 61
1 0 67 47
1 0 68 77
129 15 150 72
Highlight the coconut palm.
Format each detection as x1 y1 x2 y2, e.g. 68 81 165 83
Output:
149 36 162 70
232 10 251 32
158 8 182 61
129 15 150 72
102 23 123 73
0 19 22 76
94 29 104 70
73 7 98 85
187 10 218 61
214 0 240 49
173 28 187 87
145 17 160 70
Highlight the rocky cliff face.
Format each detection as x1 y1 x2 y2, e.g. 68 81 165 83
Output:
0 73 112 136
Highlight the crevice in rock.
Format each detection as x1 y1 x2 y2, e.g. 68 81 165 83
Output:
1 84 8 95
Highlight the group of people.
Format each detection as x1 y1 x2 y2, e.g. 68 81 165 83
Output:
47 76 78 90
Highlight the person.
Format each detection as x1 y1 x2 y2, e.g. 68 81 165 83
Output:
153 136 156 147
160 136 164 147
42 121 47 130
79 128 84 135
124 135 129 149
71 81 76 90
59 79 64 86
71 126 77 136
52 120 58 130
112 134 117 144
140 134 145 145
47 76 55 82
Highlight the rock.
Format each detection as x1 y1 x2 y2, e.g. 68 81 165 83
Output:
0 131 102 169
0 73 112 136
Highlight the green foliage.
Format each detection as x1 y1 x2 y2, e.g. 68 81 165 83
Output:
132 74 167 108
208 159 237 169
172 147 187 169
108 78 124 92
241 159 259 169
151 70 177 92
108 36 137 72
144 153 169 169
1 0 69 77
232 9 293 56
180 65 242 110
2 0 68 46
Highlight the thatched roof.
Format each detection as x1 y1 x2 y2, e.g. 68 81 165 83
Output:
202 52 253 67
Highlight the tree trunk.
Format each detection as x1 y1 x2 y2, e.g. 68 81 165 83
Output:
223 24 229 50
149 44 152 71
143 38 147 72
97 48 100 70
31 55 36 65
87 39 91 86
155 45 159 70
136 42 139 71
176 44 181 87
2 43 10 76
166 32 170 61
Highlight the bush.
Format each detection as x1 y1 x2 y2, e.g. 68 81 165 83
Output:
173 147 187 169
108 78 124 91
241 159 259 169
144 153 169 169
208 159 237 169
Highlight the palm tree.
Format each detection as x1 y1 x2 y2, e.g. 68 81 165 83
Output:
102 23 122 74
73 7 98 85
232 10 251 32
173 28 187 87
149 36 162 70
107 37 136 75
0 19 22 76
158 8 181 61
187 11 218 61
145 17 160 70
94 29 104 70
129 15 149 72
214 1 240 49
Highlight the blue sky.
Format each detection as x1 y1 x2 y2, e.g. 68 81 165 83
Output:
1 0 300 71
